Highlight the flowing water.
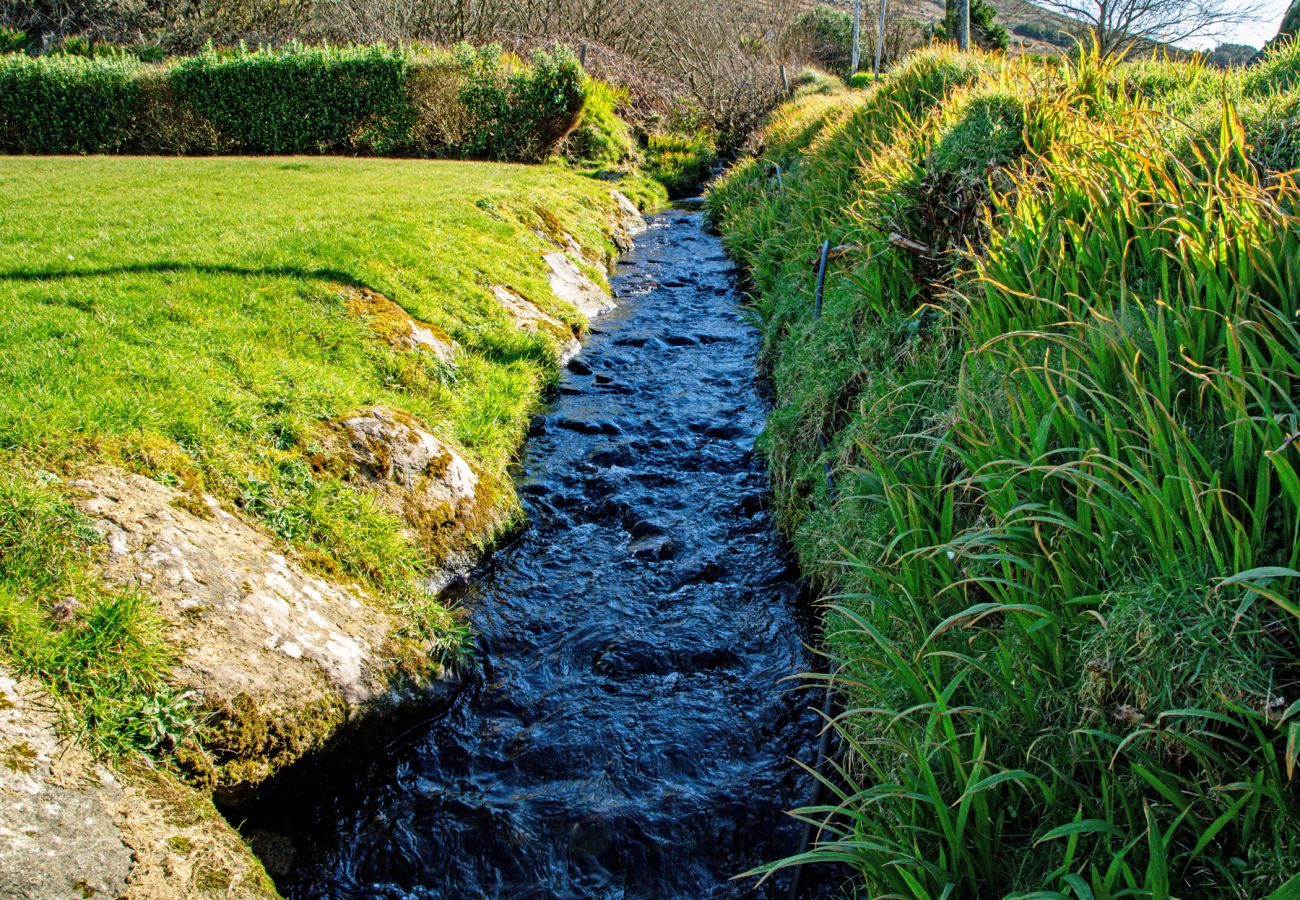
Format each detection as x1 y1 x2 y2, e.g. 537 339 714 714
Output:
252 206 824 898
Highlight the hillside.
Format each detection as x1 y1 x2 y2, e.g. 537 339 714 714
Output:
1282 0 1300 41
708 40 1300 896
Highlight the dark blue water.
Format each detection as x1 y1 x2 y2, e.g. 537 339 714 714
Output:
253 207 823 898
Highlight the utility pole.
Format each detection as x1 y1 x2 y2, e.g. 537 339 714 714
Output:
850 0 861 73
873 0 889 81
957 0 971 50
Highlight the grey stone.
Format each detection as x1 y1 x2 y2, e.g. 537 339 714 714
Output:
0 670 132 900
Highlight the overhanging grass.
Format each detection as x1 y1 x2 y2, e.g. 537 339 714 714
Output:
0 154 631 754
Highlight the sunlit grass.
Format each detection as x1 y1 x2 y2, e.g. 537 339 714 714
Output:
0 155 627 753
710 40 1300 897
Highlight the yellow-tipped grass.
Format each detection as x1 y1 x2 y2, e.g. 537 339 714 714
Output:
714 39 1300 897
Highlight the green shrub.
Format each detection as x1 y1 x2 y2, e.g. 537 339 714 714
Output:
404 51 469 156
455 43 585 162
0 27 27 55
848 71 871 89
0 41 592 163
172 44 414 155
130 68 228 155
0 53 139 153
564 77 636 166
52 34 95 57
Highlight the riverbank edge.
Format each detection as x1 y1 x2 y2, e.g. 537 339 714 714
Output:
0 181 651 900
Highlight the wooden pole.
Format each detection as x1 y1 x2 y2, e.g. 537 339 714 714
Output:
873 0 889 81
850 0 862 73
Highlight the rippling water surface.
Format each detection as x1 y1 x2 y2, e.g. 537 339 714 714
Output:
255 206 823 898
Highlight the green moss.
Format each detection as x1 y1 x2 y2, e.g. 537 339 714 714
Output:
193 864 233 892
197 692 347 789
0 740 37 774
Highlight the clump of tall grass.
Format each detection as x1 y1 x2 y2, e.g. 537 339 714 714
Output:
0 470 188 756
642 129 718 196
711 40 1300 896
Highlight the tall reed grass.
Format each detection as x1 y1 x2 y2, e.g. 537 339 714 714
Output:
709 40 1300 896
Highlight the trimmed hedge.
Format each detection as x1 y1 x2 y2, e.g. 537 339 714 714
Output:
0 53 140 153
0 43 586 161
172 45 414 155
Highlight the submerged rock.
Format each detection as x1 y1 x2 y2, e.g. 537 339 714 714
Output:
628 533 677 561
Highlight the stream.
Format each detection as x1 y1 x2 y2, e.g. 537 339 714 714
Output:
247 205 825 898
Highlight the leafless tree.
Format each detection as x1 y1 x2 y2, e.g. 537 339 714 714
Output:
3 0 808 143
1031 0 1269 56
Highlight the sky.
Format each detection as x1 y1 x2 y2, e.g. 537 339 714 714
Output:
1186 0 1293 48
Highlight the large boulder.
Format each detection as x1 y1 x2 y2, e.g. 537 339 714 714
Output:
609 190 647 252
0 669 133 900
75 468 393 788
338 407 510 592
544 251 615 319
0 666 278 899
492 285 581 363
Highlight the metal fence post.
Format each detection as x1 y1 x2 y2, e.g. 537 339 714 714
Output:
814 239 830 318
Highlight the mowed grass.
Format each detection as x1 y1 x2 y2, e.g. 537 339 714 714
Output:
0 155 627 753
1 156 620 471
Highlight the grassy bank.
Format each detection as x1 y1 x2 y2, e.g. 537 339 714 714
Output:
0 155 656 758
709 41 1300 896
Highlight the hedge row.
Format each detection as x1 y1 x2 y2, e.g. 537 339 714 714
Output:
0 43 586 161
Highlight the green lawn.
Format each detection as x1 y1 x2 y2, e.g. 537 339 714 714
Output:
0 156 624 471
0 155 632 752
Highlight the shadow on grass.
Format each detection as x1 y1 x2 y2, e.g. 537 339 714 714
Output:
0 262 370 288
